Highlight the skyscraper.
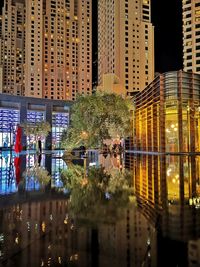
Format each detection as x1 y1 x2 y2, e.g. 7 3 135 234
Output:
1 0 25 96
0 0 92 100
183 0 200 74
98 0 154 96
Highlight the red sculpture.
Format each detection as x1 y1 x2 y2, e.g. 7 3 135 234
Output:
14 125 23 153
14 157 21 185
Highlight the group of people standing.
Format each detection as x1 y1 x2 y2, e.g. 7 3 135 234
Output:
102 143 123 157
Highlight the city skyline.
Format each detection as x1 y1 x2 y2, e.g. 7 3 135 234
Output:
0 1 183 75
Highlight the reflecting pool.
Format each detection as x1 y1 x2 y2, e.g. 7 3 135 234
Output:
0 151 200 266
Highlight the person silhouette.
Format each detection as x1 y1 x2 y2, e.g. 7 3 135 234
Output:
38 139 42 153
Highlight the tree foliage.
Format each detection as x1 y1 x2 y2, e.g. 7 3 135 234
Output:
21 121 51 140
61 92 132 150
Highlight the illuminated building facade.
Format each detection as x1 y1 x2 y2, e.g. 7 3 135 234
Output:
1 0 25 96
98 0 154 96
0 0 92 100
183 0 200 74
132 70 200 153
124 70 200 213
0 93 71 149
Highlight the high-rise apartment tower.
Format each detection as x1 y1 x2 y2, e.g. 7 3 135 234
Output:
183 0 200 73
1 0 92 100
1 0 25 96
98 0 154 96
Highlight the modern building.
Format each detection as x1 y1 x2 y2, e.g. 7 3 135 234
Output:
183 0 200 73
1 0 25 96
0 0 92 100
0 93 72 150
97 74 126 97
124 70 200 218
98 0 154 96
131 70 200 154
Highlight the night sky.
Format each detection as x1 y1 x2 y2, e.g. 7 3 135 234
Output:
151 0 183 73
0 1 183 75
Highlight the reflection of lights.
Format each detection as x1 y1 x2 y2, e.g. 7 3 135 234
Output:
64 219 68 224
147 238 150 245
175 174 179 179
50 214 53 221
70 254 78 261
41 222 46 232
0 234 4 242
58 257 62 264
171 124 175 128
15 237 19 244
41 260 44 267
189 197 200 207
70 224 74 230
166 128 170 133
174 128 177 131
172 178 176 184
27 222 30 231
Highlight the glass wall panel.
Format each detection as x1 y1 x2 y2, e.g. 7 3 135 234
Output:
52 112 69 149
165 102 178 153
27 111 45 150
166 156 180 202
0 108 19 148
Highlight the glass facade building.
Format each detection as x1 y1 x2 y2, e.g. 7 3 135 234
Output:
125 71 200 220
132 71 200 153
0 94 72 150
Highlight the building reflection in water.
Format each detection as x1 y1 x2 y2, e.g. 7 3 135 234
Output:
0 200 157 267
0 152 17 195
126 153 200 266
0 152 158 267
2 151 200 266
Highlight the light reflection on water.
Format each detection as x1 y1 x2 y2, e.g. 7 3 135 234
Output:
0 151 200 266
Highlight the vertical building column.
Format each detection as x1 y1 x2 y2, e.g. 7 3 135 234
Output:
45 103 52 150
159 75 165 153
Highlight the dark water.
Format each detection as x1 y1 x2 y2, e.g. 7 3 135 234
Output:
0 151 199 267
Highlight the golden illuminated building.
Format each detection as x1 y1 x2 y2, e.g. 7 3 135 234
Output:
183 0 200 73
133 70 200 153
97 74 126 97
1 0 92 100
98 0 154 96
125 70 200 215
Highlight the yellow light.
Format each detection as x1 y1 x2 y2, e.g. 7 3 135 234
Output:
58 257 62 264
41 222 46 232
171 124 175 128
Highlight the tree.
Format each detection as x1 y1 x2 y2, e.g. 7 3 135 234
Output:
61 92 132 151
21 121 51 151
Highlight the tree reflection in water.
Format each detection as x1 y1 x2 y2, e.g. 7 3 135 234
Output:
61 163 134 225
22 154 51 188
